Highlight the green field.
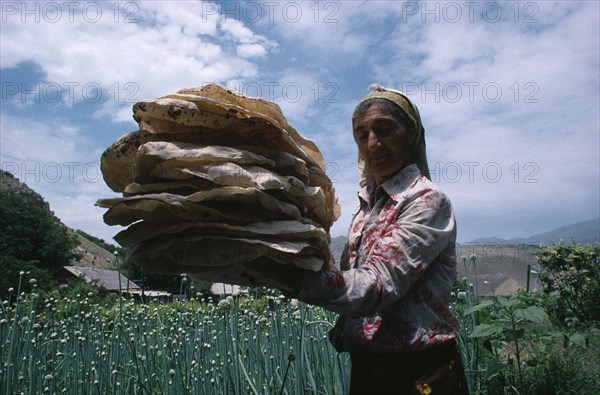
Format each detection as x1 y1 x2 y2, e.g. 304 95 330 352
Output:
1 282 349 395
2 271 599 395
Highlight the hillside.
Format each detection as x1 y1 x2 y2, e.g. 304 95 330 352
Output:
73 234 117 269
456 243 541 296
0 170 50 211
0 170 116 269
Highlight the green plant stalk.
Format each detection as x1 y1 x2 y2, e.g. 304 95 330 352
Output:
239 352 260 395
3 273 25 395
280 355 294 395
508 307 526 392
231 300 242 395
470 254 480 387
460 256 479 391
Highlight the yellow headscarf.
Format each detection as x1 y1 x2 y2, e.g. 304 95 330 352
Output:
354 83 430 187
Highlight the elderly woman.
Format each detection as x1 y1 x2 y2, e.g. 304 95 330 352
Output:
293 84 468 394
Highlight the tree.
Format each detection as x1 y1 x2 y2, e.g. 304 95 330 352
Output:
0 190 80 298
537 240 600 325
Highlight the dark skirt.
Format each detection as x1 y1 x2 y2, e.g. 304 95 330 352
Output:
349 339 469 395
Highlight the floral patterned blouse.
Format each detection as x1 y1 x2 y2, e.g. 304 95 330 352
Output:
298 164 459 353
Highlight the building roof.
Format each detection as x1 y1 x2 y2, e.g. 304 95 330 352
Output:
210 283 247 296
57 266 141 292
128 289 172 297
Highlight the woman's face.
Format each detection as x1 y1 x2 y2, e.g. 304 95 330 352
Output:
353 103 414 185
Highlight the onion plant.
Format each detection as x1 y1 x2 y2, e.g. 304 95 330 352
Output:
0 275 349 394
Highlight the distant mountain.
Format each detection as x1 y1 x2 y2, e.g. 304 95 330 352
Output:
467 217 600 246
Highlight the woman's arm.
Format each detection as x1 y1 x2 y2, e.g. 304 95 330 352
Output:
297 188 455 315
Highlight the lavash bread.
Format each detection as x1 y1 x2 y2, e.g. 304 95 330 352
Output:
97 84 340 291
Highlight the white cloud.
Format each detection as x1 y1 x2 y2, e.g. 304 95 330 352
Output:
0 1 275 124
361 1 599 241
1 0 598 244
236 43 268 58
220 17 277 58
256 1 374 61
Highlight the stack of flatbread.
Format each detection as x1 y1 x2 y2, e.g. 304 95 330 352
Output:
96 84 340 291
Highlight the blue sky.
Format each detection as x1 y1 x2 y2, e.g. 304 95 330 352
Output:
1 0 598 244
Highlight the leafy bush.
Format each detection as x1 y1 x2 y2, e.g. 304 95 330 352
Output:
537 241 600 325
468 292 556 393
465 291 600 395
524 333 600 395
